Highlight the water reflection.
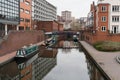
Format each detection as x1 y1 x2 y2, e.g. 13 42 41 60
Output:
32 47 57 80
58 41 79 53
0 61 19 80
86 55 106 80
43 49 90 80
62 48 71 53
0 41 107 80
54 40 79 49
16 53 38 80
0 48 57 80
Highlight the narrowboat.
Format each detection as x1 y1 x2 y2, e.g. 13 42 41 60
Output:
73 35 78 42
16 44 39 58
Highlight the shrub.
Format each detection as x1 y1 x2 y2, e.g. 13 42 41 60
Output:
93 41 120 52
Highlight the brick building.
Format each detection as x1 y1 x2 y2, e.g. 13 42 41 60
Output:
36 21 63 32
83 0 120 44
58 23 64 31
19 0 32 30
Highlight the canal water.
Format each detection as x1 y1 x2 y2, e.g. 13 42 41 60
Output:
0 41 107 80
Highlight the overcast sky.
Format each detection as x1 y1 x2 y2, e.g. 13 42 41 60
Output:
46 0 97 18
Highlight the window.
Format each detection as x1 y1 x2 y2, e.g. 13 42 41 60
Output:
112 6 119 12
112 16 119 22
101 6 107 12
112 25 119 34
25 1 30 5
101 16 106 22
20 0 24 2
20 8 24 12
101 26 106 31
25 10 30 14
25 19 30 22
20 18 24 21
19 26 24 30
0 0 19 22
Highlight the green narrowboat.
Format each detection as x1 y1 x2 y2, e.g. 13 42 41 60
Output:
16 44 38 58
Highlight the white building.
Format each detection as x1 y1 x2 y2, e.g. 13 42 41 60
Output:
62 11 72 22
32 0 57 21
97 0 120 34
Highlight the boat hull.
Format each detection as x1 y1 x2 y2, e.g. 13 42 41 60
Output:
15 50 39 60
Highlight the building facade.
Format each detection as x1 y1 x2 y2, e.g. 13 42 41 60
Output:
61 10 72 22
19 0 32 30
32 0 57 21
0 0 20 36
97 0 120 34
83 0 120 44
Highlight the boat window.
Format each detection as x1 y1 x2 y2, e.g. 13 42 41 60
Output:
22 49 26 55
17 50 23 55
17 50 21 55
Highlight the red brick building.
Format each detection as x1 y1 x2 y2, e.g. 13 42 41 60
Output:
19 0 32 30
36 21 63 32
58 23 64 31
83 1 120 44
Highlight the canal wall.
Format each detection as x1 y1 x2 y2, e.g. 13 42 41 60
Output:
80 41 120 80
82 31 120 44
0 30 45 56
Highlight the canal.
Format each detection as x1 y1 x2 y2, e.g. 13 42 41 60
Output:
0 41 107 80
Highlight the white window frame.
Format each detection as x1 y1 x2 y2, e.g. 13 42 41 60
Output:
25 1 30 5
112 16 119 22
20 8 24 12
101 6 107 12
25 10 30 14
112 5 120 12
101 16 106 22
101 26 106 32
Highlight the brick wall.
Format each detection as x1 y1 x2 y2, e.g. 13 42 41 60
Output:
36 21 59 32
0 30 44 56
58 24 64 31
53 21 59 31
82 31 120 44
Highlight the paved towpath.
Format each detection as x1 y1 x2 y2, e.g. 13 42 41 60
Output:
0 41 45 66
80 41 120 80
0 51 16 66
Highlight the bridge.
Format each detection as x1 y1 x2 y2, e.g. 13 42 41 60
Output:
45 31 80 35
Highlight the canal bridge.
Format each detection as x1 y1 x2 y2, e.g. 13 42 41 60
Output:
45 31 80 35
45 31 80 41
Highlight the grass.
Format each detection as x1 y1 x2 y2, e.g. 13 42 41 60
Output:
93 41 120 52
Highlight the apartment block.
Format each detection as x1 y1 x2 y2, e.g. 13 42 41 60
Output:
62 11 72 22
83 0 120 44
32 0 57 21
0 0 20 37
19 0 32 30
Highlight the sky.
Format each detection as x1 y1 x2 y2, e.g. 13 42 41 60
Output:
47 0 97 18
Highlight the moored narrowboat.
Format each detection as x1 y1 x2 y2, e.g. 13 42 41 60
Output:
16 44 39 58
